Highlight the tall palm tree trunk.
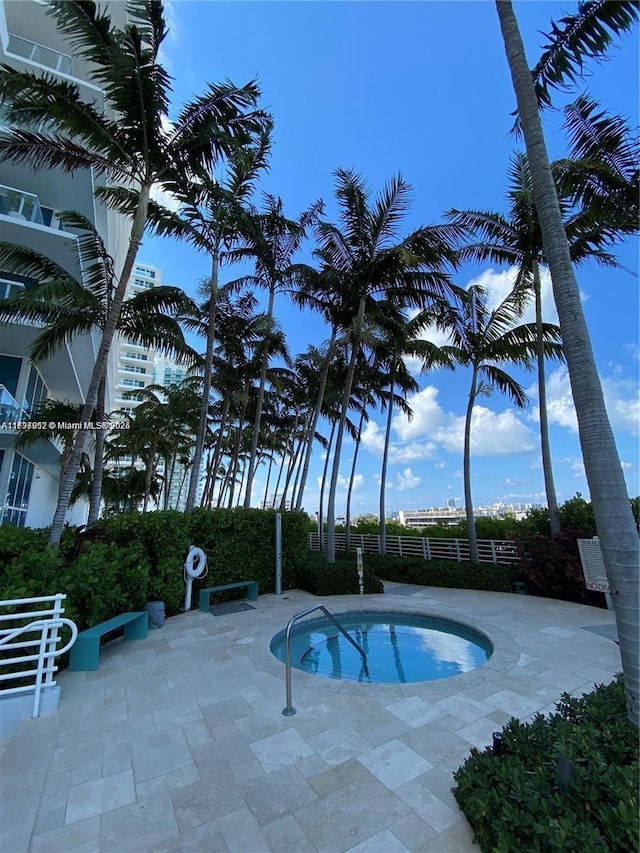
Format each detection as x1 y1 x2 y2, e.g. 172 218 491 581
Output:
346 408 366 554
291 413 312 509
464 366 480 565
327 304 365 562
88 375 106 523
49 182 153 546
244 287 276 508
496 0 639 726
379 376 395 555
318 419 337 553
295 335 336 510
186 247 219 512
533 259 560 534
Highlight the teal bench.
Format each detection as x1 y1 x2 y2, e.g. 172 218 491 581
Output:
199 581 258 612
68 611 148 671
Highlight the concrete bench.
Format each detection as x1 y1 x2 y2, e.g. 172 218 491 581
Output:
68 611 148 671
199 581 258 613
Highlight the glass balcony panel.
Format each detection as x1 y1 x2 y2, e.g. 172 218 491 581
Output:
0 384 25 425
6 34 73 75
0 185 44 225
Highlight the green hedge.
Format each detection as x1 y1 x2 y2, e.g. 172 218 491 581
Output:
297 550 384 595
453 674 639 852
355 553 513 592
0 509 310 633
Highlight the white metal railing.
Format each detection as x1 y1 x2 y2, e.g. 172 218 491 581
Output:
6 34 73 75
0 384 26 425
0 594 78 719
309 532 520 565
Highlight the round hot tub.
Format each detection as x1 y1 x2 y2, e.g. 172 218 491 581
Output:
270 610 493 684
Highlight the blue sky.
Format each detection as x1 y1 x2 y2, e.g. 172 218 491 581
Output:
141 1 639 516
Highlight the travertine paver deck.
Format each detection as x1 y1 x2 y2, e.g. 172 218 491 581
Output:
0 584 621 852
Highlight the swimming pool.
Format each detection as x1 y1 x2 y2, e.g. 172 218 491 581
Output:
270 610 493 684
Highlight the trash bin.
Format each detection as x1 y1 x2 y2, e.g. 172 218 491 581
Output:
144 600 165 629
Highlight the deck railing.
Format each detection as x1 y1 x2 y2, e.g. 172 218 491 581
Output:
0 594 77 720
309 532 520 565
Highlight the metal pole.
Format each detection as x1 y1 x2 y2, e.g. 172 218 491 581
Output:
275 512 283 595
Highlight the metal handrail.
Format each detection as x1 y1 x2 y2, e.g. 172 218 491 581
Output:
282 605 368 716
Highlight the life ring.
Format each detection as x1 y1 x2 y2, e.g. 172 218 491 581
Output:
184 546 207 579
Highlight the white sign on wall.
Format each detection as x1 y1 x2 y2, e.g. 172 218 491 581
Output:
577 538 610 594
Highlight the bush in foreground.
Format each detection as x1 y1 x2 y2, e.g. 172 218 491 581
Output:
454 674 639 852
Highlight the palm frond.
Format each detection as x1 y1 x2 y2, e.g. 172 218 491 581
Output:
478 364 528 408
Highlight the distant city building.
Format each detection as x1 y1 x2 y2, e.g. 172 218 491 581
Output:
398 502 541 528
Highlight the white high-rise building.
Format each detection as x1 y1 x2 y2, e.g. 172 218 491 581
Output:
0 0 130 527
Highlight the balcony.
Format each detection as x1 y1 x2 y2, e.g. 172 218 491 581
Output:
0 385 24 426
6 33 72 75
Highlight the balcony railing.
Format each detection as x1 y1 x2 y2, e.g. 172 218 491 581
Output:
6 33 73 75
0 385 25 425
0 185 64 231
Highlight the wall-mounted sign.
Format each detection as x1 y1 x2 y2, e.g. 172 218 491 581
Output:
577 539 610 593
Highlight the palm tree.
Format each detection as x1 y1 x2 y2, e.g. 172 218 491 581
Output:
225 194 323 508
0 213 196 521
144 127 273 512
448 150 621 534
0 0 267 545
439 283 563 564
316 168 461 563
496 0 639 726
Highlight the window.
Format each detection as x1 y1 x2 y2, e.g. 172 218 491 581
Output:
23 365 47 414
121 365 147 375
0 279 24 299
2 452 34 527
124 352 148 361
0 355 22 399
121 379 144 388
133 278 153 289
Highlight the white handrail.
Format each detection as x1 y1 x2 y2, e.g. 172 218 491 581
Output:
0 594 78 721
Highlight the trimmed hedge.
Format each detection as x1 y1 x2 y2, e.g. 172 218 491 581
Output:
353 553 513 592
454 674 639 852
0 509 310 634
297 550 384 596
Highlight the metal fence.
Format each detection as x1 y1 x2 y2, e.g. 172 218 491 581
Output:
309 532 520 565
0 594 78 720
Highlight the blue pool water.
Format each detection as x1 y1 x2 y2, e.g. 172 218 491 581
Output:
270 610 493 684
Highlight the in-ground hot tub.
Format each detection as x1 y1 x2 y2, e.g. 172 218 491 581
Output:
270 610 493 684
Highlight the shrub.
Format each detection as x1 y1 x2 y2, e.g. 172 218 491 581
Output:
517 530 606 607
453 674 639 853
297 550 384 595
359 554 512 592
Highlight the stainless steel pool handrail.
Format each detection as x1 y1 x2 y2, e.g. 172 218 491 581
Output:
282 605 369 716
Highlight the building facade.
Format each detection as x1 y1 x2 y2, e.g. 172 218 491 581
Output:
0 0 129 526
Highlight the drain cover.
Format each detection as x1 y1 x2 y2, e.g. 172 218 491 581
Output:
208 601 256 616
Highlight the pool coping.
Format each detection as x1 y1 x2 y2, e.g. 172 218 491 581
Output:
248 592 521 703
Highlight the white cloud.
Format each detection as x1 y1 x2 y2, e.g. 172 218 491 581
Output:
392 386 445 441
393 468 422 491
361 421 437 463
539 366 640 437
337 473 364 491
435 406 536 456
466 266 558 325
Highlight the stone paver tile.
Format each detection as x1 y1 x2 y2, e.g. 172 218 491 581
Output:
50 737 103 774
482 688 551 719
358 739 432 790
217 806 271 853
250 727 315 772
234 705 299 742
199 695 253 724
30 815 101 853
66 768 136 823
348 827 411 852
244 765 317 825
153 699 203 731
395 781 460 833
386 697 447 728
101 793 179 851
433 694 494 724
263 814 306 849
295 771 410 853
416 767 460 812
400 726 471 774
0 767 47 851
102 711 157 744
102 740 132 776
366 717 413 746
145 819 227 852
70 757 103 786
191 731 256 777
540 626 575 637
131 727 193 782
390 813 438 851
307 756 372 797
307 725 372 766
294 753 329 779
280 839 318 853
136 762 200 799
170 767 243 831
34 805 67 835
415 815 476 852
455 717 505 750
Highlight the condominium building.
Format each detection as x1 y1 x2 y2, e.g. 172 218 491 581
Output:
398 502 540 529
0 0 130 526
